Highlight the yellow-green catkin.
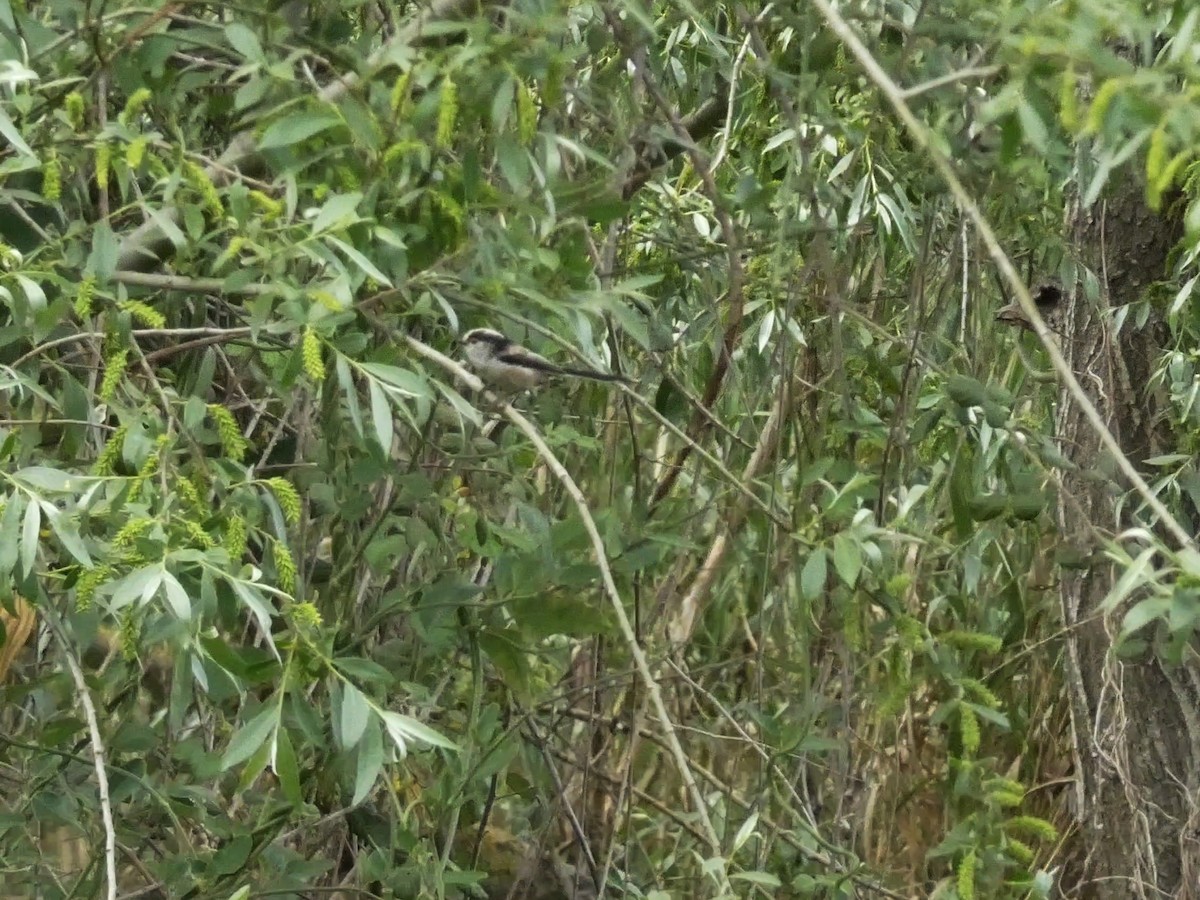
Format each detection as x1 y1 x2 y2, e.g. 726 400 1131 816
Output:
93 423 128 475
65 92 86 131
120 299 166 329
1086 79 1121 134
291 601 323 629
1146 123 1168 189
959 703 981 756
1059 68 1078 130
208 404 248 462
267 477 301 525
1006 816 1058 842
75 275 96 319
249 189 282 221
75 565 112 610
225 514 247 561
99 347 127 403
112 516 153 550
119 88 152 127
42 152 61 202
301 327 325 382
126 136 148 170
118 610 141 662
273 537 296 594
956 850 977 900
95 142 111 191
183 160 223 216
516 81 537 144
1005 838 1034 864
436 78 458 149
390 70 412 116
182 518 214 549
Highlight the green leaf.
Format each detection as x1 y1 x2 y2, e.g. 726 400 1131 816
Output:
225 22 264 63
310 191 363 234
360 363 431 398
160 569 192 619
226 578 279 659
0 107 35 160
0 494 24 576
13 466 83 492
832 533 862 588
222 706 278 770
800 550 827 600
333 657 394 684
352 720 384 806
87 222 119 282
379 710 457 757
327 236 393 286
273 726 301 807
338 682 371 750
259 112 343 150
19 498 39 577
369 379 393 454
40 504 91 567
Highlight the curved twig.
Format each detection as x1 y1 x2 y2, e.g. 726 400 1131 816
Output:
401 335 728 871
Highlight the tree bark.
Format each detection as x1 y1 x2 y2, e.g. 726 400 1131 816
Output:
1057 179 1200 898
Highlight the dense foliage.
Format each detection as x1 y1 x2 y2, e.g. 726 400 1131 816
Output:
2 0 1200 897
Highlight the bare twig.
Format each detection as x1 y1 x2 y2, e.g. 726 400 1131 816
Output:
45 611 117 900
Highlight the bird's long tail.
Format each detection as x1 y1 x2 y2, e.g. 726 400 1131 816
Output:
553 365 629 383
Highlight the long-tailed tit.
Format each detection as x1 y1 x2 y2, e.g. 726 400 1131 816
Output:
996 283 1063 331
461 328 628 390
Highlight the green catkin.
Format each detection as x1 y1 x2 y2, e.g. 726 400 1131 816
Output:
956 850 976 900
126 136 148 170
267 477 301 525
75 565 112 610
99 348 127 403
436 78 458 149
183 519 214 549
390 71 412 115
208 404 248 462
273 537 296 594
959 703 980 756
42 153 61 202
74 276 96 319
249 190 282 220
1059 68 1078 130
1086 79 1121 134
120 300 166 329
113 517 153 550
95 142 111 190
516 80 537 144
301 327 325 382
183 160 223 215
225 514 247 562
118 610 141 662
119 88 152 126
65 92 86 131
1006 816 1058 841
93 424 128 475
1005 838 1034 864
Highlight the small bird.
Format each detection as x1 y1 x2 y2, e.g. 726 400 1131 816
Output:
996 283 1063 331
460 327 628 391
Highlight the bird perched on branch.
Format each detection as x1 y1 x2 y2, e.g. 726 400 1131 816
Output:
461 328 628 391
996 283 1063 332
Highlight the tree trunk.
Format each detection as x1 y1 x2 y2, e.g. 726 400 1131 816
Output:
1057 179 1200 898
